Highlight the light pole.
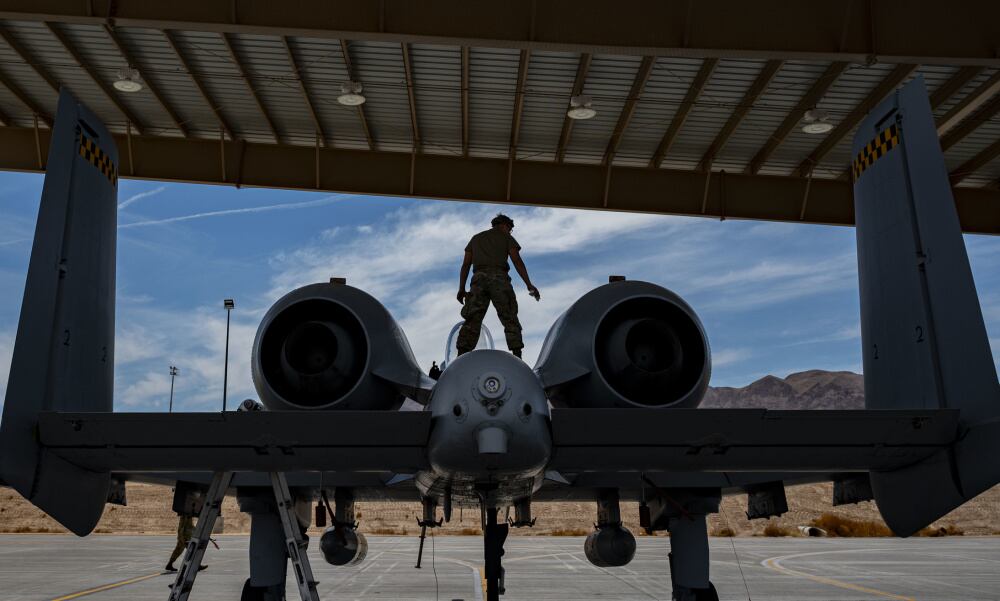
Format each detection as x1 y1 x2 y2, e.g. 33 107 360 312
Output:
168 365 178 412
223 298 235 412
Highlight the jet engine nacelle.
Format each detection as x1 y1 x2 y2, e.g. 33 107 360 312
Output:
319 526 368 566
584 525 637 567
252 282 432 410
535 280 710 409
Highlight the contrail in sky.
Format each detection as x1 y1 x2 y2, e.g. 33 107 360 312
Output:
118 186 166 210
118 195 350 229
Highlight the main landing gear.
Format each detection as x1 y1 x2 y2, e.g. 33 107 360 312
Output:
643 485 722 601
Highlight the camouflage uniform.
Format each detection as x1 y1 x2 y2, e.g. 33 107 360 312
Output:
457 267 523 354
167 514 195 567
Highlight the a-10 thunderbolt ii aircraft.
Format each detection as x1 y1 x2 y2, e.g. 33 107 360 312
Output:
2 77 999 601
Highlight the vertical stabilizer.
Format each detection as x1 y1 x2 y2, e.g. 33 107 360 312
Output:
853 76 1000 536
0 90 118 535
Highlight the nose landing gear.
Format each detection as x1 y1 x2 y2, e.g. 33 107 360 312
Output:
483 506 509 601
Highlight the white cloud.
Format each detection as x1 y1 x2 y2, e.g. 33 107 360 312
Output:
394 276 596 367
113 305 258 411
267 203 668 302
119 195 348 229
781 324 861 347
712 348 752 367
118 185 166 210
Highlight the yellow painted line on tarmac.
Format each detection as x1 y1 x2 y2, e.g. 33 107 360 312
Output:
50 571 165 601
479 566 487 597
763 555 915 601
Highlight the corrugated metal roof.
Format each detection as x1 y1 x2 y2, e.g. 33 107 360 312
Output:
0 19 996 189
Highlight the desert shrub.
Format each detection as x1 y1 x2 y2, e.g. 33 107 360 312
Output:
916 524 963 537
366 527 408 535
761 523 791 537
549 528 590 536
711 526 735 537
811 513 892 537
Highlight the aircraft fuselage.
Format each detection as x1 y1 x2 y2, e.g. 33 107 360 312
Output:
416 349 552 508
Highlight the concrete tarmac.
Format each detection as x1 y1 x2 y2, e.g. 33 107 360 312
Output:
1 534 998 600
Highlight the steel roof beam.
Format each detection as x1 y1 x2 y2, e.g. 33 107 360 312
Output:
950 139 1000 185
5 1 999 66
0 25 60 94
508 49 530 159
460 46 469 157
220 33 280 144
555 52 591 163
45 22 146 133
929 66 984 110
102 25 188 137
339 39 374 151
940 94 1000 153
282 37 327 146
603 56 655 166
936 71 1000 136
649 57 717 169
795 64 917 177
698 59 782 172
2 125 995 233
746 61 847 175
0 68 52 126
401 42 420 151
162 29 236 140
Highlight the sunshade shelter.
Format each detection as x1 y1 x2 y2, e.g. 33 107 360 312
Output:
0 0 996 232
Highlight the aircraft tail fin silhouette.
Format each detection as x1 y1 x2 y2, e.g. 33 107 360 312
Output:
0 90 118 535
852 76 1000 536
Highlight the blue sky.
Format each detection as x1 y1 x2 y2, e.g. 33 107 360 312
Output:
1 171 998 412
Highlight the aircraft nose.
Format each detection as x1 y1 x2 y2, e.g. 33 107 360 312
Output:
476 426 509 454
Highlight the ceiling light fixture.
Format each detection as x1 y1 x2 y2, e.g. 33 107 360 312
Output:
113 66 143 93
800 108 833 134
567 94 597 120
337 81 366 106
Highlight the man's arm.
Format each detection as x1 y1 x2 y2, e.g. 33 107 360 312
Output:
457 250 473 304
509 247 540 300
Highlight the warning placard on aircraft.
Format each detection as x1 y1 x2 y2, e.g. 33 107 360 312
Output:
78 132 118 187
852 123 899 182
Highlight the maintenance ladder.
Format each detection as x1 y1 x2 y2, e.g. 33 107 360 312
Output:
167 471 321 601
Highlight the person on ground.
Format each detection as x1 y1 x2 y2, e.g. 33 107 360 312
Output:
165 513 207 572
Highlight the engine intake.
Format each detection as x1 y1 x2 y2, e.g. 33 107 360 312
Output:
252 283 431 410
535 281 711 409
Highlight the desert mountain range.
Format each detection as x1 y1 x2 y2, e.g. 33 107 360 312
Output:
702 370 864 410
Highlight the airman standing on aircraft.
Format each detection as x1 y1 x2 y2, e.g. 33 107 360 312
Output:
456 214 540 358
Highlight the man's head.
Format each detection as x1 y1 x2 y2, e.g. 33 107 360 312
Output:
491 213 515 233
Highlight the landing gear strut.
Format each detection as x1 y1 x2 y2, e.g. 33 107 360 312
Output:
414 496 442 569
642 484 721 601
483 507 508 601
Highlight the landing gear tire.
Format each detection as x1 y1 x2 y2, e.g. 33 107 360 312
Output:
672 582 718 601
696 583 719 601
240 579 287 601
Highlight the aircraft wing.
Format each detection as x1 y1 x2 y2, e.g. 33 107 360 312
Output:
39 407 956 475
547 408 958 473
36 410 430 473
